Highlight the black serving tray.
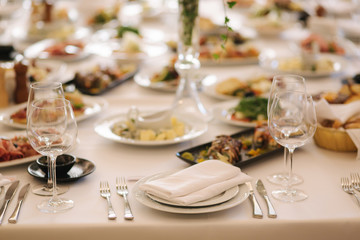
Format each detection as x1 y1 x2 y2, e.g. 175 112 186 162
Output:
65 66 138 96
176 128 283 168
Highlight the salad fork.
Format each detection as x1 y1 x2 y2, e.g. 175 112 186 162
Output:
350 173 360 192
116 177 134 220
99 181 116 220
341 177 360 207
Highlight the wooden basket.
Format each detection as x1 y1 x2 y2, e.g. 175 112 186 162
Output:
313 124 357 152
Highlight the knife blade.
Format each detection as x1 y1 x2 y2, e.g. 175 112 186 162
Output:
0 180 19 225
8 183 30 224
245 182 263 218
256 179 277 218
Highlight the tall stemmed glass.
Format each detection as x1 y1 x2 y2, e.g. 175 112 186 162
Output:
27 98 78 213
27 82 69 196
266 75 307 186
268 91 317 202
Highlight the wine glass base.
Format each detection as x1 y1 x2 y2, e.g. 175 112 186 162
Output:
37 198 74 213
267 172 303 186
272 188 308 202
32 184 69 196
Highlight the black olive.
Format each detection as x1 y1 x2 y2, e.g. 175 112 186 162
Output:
353 74 360 83
244 91 255 98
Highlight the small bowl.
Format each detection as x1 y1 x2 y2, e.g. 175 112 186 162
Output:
36 154 76 176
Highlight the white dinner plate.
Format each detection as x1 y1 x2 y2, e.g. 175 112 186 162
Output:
0 131 40 168
0 96 108 129
94 112 208 146
201 74 272 101
24 38 91 62
133 172 249 214
212 99 259 127
259 53 347 78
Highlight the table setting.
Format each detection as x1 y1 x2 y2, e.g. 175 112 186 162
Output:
1 0 360 239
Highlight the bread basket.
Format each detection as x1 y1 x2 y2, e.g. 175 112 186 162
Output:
313 124 357 152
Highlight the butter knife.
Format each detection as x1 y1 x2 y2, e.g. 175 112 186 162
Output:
8 183 30 224
245 182 263 218
0 180 19 225
256 179 277 218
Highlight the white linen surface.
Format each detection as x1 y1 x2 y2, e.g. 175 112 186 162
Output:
315 98 360 159
139 160 252 205
0 173 16 186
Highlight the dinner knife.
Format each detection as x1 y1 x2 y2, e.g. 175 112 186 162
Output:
8 183 30 224
256 179 277 218
245 182 263 218
0 180 19 225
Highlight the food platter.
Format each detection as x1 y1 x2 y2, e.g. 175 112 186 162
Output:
176 128 282 168
0 96 108 129
94 112 207 146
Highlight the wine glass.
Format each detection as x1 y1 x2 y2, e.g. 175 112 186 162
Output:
266 75 307 186
27 98 78 213
268 91 317 202
27 82 70 196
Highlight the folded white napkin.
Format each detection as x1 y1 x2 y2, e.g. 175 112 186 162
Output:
140 160 252 205
0 173 16 187
315 98 360 158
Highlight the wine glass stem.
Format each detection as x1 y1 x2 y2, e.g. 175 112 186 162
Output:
286 147 295 190
49 154 59 202
46 156 53 188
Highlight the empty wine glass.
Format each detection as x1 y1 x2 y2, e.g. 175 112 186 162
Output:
27 98 78 213
267 75 307 186
268 91 317 202
27 82 69 196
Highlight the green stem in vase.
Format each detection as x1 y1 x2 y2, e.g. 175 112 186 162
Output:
179 0 199 46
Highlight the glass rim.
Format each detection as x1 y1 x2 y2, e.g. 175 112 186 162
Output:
29 81 63 90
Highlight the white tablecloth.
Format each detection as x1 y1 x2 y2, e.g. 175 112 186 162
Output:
1 1 360 239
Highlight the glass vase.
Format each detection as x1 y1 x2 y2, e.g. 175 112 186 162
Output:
173 0 212 121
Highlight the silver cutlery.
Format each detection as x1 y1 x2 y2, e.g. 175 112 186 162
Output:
100 181 117 220
0 180 19 225
116 177 134 220
350 173 360 192
255 179 277 218
8 183 30 224
341 177 360 207
245 182 263 219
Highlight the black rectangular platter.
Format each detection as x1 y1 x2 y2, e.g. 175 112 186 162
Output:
176 128 283 168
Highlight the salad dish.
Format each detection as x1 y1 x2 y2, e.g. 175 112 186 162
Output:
213 97 268 127
177 126 282 168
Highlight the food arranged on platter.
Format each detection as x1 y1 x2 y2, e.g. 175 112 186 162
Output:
300 34 345 55
314 82 360 105
87 5 120 28
0 136 38 162
215 76 272 98
278 56 335 72
228 97 268 123
177 125 281 167
41 40 85 58
149 57 179 87
112 116 186 141
70 63 137 95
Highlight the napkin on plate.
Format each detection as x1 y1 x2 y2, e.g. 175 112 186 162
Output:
315 98 360 158
0 173 16 187
139 160 252 205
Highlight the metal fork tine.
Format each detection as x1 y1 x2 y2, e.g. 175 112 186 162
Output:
116 176 134 220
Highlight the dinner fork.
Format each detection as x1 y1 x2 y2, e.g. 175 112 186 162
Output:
116 177 134 220
99 181 117 220
341 177 360 207
350 173 360 192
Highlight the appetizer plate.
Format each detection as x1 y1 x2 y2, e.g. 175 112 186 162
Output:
133 172 249 214
176 128 283 168
94 112 208 146
133 69 178 92
145 171 239 207
28 157 95 182
259 53 347 78
0 131 40 168
212 99 258 127
24 38 91 62
0 96 108 129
